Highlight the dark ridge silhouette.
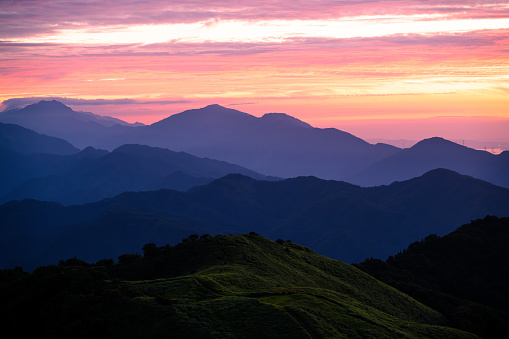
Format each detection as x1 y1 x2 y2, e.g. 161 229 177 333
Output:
355 216 509 338
0 122 79 155
1 143 274 205
0 234 475 338
1 168 508 270
347 137 509 188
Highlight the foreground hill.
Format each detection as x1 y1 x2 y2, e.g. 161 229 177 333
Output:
2 168 508 270
0 234 476 338
347 137 509 188
2 144 274 205
355 216 509 338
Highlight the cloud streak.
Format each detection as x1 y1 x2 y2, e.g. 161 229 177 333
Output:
1 97 191 111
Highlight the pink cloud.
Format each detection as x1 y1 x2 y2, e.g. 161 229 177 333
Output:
2 1 508 39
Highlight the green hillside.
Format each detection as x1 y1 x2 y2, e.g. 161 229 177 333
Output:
0 234 476 338
355 216 509 338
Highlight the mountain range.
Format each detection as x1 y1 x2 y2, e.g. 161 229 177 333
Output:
0 143 274 205
2 100 507 188
2 168 508 270
347 137 509 188
1 101 400 180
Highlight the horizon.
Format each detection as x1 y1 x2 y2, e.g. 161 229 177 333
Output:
1 1 508 142
1 99 507 153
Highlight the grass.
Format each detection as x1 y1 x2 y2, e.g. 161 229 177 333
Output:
1 233 479 338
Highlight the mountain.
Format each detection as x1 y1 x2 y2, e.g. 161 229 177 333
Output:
0 147 87 197
2 168 508 270
3 101 506 186
0 234 476 338
2 101 401 179
355 216 509 338
347 137 509 188
1 144 274 205
0 122 79 155
0 100 138 149
125 104 400 179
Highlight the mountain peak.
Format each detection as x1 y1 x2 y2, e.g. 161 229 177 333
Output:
27 100 73 112
260 112 312 128
412 137 457 148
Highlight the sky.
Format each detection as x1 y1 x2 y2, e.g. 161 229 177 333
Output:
1 0 508 143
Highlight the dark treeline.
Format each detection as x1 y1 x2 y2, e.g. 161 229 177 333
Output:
355 215 509 338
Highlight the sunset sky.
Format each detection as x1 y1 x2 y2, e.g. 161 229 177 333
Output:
1 1 508 142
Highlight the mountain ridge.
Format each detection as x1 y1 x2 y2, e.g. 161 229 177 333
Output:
2 168 508 270
347 137 509 188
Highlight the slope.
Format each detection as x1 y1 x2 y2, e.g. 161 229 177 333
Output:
0 122 79 155
355 216 509 338
2 144 275 205
0 234 476 338
0 100 136 149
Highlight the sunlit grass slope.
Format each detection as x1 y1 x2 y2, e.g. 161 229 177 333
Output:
1 234 477 338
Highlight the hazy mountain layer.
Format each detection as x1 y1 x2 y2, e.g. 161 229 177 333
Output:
3 101 506 188
2 168 508 270
347 137 509 188
0 122 79 155
0 101 401 179
1 143 274 205
0 100 136 149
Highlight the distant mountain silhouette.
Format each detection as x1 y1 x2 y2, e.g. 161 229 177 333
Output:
2 101 506 186
0 100 138 149
0 122 79 155
2 168 508 270
122 104 400 179
347 137 509 188
1 101 401 179
1 144 274 205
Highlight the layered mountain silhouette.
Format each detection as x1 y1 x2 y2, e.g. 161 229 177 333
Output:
0 101 401 179
1 143 273 205
347 137 509 188
2 168 508 270
3 100 508 186
0 122 79 155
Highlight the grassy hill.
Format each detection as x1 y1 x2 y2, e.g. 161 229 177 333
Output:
0 234 476 338
355 216 509 338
